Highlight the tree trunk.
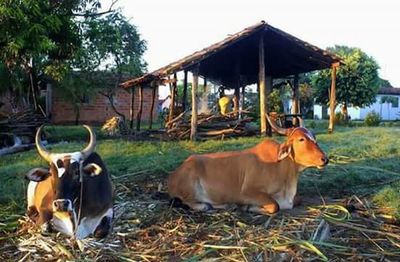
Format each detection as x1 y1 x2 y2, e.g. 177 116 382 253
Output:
328 63 339 133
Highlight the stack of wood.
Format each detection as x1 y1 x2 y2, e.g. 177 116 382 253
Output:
166 110 255 140
0 110 47 155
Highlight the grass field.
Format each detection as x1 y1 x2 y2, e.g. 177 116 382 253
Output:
0 124 399 260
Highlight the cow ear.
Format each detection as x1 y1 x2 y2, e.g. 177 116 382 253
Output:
278 143 292 161
83 163 102 177
25 168 50 182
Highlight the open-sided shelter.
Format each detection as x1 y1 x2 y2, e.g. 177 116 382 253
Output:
121 21 342 140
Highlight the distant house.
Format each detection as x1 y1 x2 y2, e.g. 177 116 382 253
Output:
314 87 400 120
0 84 158 125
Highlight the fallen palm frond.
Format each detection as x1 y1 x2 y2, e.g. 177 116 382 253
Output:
1 178 400 261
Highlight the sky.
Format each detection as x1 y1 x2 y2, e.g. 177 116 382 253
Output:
110 0 400 87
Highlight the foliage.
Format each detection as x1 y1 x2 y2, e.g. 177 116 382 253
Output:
299 82 315 117
312 46 380 117
378 78 392 87
364 111 381 126
267 88 283 113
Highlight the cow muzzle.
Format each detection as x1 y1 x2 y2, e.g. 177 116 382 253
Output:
317 155 329 169
53 199 73 212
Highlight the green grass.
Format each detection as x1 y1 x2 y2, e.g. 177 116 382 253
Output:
1 125 400 220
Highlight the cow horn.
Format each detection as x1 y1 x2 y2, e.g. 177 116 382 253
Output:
35 125 52 163
265 113 289 136
81 125 96 159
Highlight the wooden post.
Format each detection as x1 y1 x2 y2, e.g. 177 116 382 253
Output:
258 33 267 136
241 85 245 112
136 86 143 131
234 58 240 114
130 88 135 129
190 66 199 141
149 87 157 130
203 78 207 93
266 76 273 136
328 63 339 133
292 74 300 126
168 73 177 122
182 70 188 111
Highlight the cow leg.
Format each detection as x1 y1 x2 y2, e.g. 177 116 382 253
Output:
27 206 39 222
37 209 53 233
242 191 280 214
93 216 112 239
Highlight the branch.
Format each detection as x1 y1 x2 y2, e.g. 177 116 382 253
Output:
72 0 118 17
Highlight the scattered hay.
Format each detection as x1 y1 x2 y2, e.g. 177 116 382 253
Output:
1 177 400 261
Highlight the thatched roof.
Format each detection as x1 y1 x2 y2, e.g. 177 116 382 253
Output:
121 21 341 89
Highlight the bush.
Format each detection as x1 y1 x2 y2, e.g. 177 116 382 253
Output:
364 111 381 126
334 112 346 125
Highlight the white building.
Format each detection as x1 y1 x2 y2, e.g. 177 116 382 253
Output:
314 87 400 120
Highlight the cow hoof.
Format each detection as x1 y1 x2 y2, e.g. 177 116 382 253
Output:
93 216 112 239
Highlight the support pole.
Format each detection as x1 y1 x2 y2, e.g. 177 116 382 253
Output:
182 70 188 111
130 88 135 129
149 87 157 130
136 86 143 131
168 73 177 122
292 74 300 126
203 78 207 93
234 58 240 114
190 66 199 141
328 63 339 133
259 33 267 136
266 76 273 136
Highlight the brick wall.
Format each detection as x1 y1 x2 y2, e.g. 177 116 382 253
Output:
51 87 159 125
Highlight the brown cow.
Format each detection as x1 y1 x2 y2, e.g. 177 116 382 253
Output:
168 116 328 214
26 125 113 239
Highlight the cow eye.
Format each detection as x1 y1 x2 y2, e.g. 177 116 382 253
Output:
299 138 305 142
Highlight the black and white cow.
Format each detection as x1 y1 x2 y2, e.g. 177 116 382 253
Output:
26 125 113 239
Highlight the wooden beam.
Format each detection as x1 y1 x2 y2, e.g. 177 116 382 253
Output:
291 74 300 126
168 73 177 122
190 66 199 141
258 33 267 136
182 70 188 111
328 63 339 133
136 86 143 131
130 88 135 129
149 87 157 130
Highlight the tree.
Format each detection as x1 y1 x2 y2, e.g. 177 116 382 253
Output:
312 45 380 121
79 12 147 121
0 0 146 123
0 0 105 111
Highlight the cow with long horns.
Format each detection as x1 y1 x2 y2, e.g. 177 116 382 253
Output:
168 115 328 214
26 125 113 239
